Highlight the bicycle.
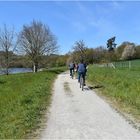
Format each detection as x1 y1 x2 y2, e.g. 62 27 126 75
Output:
71 72 73 79
69 68 74 79
79 73 84 91
70 70 74 79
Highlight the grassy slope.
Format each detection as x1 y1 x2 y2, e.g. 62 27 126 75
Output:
87 65 140 121
0 67 66 139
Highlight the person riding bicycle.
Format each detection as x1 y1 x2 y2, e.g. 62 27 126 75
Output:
77 59 87 85
69 62 75 77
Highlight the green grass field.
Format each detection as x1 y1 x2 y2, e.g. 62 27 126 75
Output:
0 67 66 139
87 65 140 120
113 59 140 69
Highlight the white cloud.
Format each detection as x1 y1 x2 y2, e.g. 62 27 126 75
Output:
53 1 122 36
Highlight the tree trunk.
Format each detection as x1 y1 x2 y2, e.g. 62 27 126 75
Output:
6 49 9 75
33 62 38 73
6 67 9 75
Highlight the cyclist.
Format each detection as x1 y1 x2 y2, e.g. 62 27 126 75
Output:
77 59 86 85
69 62 75 78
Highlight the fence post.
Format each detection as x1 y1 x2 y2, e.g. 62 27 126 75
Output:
129 61 131 69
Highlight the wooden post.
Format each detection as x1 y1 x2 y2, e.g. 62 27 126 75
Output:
129 61 131 69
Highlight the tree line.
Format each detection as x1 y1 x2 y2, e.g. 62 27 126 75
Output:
68 40 140 65
0 20 140 75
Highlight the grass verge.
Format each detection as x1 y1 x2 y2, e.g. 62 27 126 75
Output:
0 67 66 139
87 65 140 127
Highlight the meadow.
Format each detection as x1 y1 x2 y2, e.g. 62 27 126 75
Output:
0 67 66 139
87 64 140 121
113 59 140 69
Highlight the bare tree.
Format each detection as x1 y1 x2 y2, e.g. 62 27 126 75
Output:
18 20 58 72
72 40 88 62
0 24 15 75
93 46 107 63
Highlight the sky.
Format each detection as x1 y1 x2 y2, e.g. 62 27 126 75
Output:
0 1 140 54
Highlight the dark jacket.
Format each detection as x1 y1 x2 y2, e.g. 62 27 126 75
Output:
78 63 86 73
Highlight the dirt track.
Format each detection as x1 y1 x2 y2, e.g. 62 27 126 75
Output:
40 72 140 140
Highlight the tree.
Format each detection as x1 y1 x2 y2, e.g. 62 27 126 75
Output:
107 36 117 51
72 40 88 62
121 43 136 60
116 42 127 60
18 20 58 72
93 46 107 63
0 24 16 75
84 48 95 64
106 37 117 62
134 45 140 59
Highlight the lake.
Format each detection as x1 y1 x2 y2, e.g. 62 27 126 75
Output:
0 68 33 75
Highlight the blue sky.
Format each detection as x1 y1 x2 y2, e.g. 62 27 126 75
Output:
0 1 140 54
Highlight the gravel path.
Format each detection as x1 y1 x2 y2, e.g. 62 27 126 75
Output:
41 72 140 140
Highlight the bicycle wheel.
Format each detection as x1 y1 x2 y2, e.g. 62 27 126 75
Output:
80 76 82 88
81 77 84 91
72 72 73 79
80 76 84 91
